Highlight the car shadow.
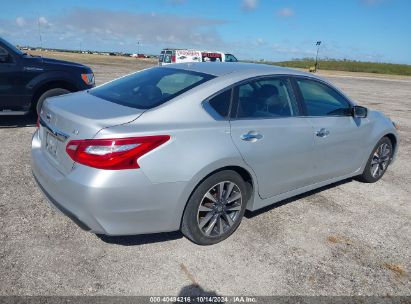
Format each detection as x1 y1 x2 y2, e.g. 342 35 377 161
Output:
96 230 183 246
244 178 354 219
0 114 37 128
96 178 354 246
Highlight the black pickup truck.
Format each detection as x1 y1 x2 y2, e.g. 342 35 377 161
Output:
0 37 95 115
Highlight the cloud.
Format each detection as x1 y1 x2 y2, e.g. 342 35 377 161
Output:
1 7 391 63
277 8 294 18
1 8 228 52
38 16 51 28
272 43 315 57
242 0 258 11
16 17 26 27
255 38 265 46
59 8 226 46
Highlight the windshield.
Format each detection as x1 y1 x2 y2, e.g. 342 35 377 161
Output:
90 67 215 109
0 38 24 56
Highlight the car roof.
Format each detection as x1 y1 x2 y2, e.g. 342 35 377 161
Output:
163 62 317 79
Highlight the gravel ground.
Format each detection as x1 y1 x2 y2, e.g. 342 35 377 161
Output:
0 61 410 296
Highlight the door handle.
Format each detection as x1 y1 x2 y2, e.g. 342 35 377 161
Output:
315 128 330 138
241 131 263 142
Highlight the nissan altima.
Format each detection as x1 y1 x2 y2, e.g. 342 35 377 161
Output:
31 63 399 245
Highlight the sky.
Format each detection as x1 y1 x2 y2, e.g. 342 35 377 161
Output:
0 0 410 64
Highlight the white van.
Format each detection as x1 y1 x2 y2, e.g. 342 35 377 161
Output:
159 49 237 65
159 49 202 66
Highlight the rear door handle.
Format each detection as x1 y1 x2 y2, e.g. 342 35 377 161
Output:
241 131 263 142
316 128 330 138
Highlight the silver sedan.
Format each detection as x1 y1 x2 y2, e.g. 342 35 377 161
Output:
31 63 399 245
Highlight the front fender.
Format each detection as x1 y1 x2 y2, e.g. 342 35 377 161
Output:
27 71 81 92
359 111 399 173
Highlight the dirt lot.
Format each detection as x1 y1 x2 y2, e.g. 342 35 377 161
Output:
0 53 410 296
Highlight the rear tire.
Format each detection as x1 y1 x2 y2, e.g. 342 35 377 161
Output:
181 170 248 245
35 88 70 115
358 137 393 183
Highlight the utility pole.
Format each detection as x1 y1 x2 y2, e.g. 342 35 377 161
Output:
137 41 140 55
314 41 321 72
37 16 43 51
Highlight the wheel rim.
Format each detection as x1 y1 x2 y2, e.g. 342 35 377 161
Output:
370 143 391 178
197 181 242 237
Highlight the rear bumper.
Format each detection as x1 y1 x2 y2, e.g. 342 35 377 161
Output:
31 130 188 235
32 173 91 231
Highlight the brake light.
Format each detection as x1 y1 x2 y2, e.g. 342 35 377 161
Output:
36 115 40 128
66 136 170 170
171 55 176 62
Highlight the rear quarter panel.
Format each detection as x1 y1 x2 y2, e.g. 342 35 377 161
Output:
94 95 256 224
94 81 249 184
94 77 259 213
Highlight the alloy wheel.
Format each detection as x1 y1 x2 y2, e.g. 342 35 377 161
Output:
370 143 391 178
197 181 242 237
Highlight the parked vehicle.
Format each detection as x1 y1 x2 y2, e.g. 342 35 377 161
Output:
131 53 148 58
159 49 201 65
0 37 95 115
31 63 399 245
201 51 223 62
201 52 238 63
159 48 237 65
223 53 238 62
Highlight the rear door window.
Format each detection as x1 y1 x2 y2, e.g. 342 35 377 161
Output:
0 46 12 63
234 77 299 119
163 51 173 64
89 67 215 109
0 47 7 56
159 50 165 63
208 89 232 118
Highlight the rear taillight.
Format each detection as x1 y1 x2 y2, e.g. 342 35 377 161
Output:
66 136 170 170
36 115 40 128
171 55 176 62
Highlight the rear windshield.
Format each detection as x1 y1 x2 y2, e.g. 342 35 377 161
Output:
89 67 215 109
159 50 173 63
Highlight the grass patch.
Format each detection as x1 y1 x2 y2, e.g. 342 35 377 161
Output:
28 50 157 66
327 235 353 245
383 263 407 278
251 59 411 76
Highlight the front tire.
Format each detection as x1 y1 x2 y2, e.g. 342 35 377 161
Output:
35 88 70 115
181 170 248 245
358 137 393 183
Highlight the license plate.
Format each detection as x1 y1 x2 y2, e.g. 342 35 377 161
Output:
45 131 60 157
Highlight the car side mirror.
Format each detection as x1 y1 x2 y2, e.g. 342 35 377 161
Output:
353 105 367 118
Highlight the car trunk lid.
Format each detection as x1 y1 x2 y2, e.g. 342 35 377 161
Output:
39 91 144 175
